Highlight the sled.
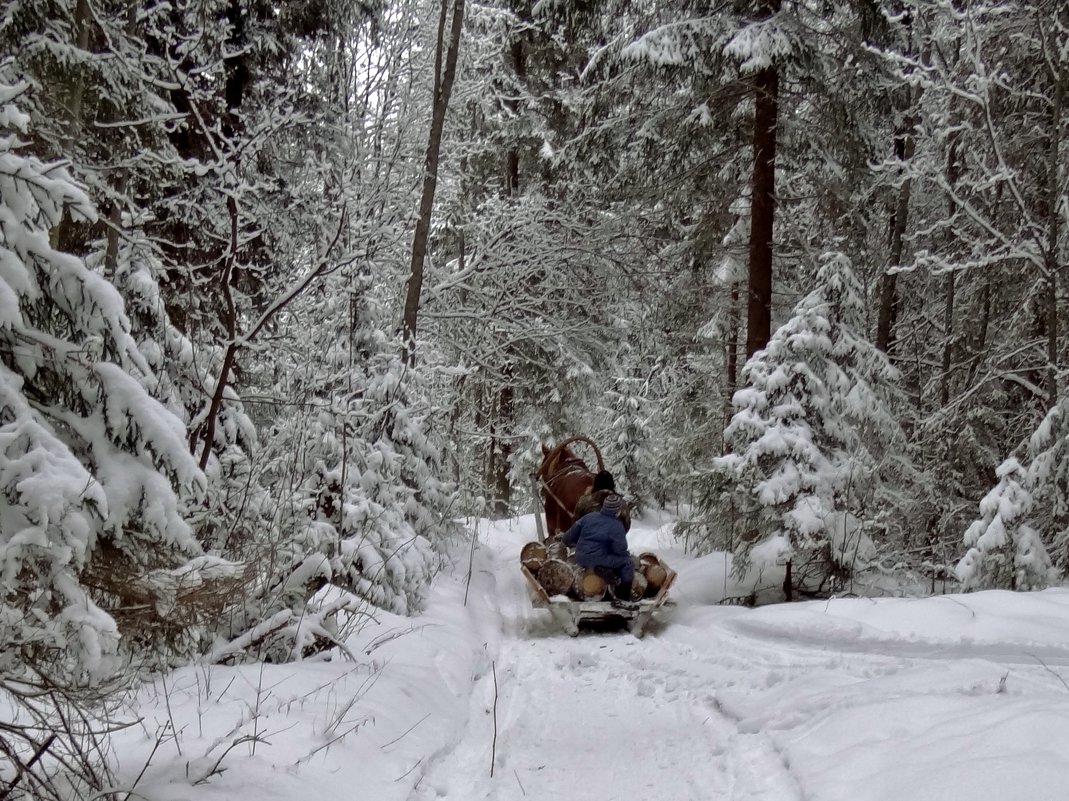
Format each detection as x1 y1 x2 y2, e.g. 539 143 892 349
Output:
520 562 677 639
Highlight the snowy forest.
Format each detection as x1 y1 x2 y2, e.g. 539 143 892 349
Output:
3 0 1069 798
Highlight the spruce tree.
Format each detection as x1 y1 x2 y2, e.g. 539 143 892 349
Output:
956 458 1055 591
711 252 911 595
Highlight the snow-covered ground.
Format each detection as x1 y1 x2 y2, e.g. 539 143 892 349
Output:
115 512 1069 801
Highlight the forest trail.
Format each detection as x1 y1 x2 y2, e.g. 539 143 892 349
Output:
405 514 1069 801
407 516 841 801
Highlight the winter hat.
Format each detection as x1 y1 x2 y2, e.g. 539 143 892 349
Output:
601 493 624 517
592 470 616 492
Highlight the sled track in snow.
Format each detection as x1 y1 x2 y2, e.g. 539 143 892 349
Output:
407 597 813 801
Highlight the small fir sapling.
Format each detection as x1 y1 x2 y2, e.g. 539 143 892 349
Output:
956 457 1055 591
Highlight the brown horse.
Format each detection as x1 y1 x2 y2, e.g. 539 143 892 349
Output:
536 436 605 535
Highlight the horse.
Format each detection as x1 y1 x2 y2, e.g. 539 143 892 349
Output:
536 436 606 536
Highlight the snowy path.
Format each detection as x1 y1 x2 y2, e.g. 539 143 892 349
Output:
113 512 1069 801
410 623 804 801
407 515 1069 801
409 517 825 801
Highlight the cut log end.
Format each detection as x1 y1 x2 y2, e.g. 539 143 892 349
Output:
545 537 568 561
629 572 649 600
643 563 668 590
520 541 547 572
575 569 607 601
537 559 576 597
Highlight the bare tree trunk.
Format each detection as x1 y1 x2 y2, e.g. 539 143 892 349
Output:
744 0 782 358
401 0 466 366
493 378 514 516
939 140 961 407
724 280 741 444
53 0 92 252
197 197 240 469
875 134 914 355
877 13 923 356
939 271 956 406
489 29 525 513
1044 44 1063 408
505 34 524 194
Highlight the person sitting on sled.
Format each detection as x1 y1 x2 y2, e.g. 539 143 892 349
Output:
573 471 632 531
562 492 633 602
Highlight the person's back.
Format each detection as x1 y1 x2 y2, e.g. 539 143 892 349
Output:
566 507 627 567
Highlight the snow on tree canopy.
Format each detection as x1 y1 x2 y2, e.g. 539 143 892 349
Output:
1020 397 1069 573
621 16 735 69
956 457 1055 591
723 16 796 73
713 252 910 589
0 77 205 682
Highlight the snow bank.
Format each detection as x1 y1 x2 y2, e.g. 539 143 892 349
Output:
112 532 500 801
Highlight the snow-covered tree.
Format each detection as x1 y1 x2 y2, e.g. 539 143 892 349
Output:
709 252 912 595
0 73 236 797
0 76 214 679
956 458 1055 591
1024 396 1069 571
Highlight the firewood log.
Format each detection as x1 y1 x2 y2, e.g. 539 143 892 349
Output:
629 571 649 600
574 569 607 601
520 541 547 572
538 559 576 597
545 537 567 561
642 561 668 591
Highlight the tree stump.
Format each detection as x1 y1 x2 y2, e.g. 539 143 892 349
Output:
520 541 547 572
538 559 576 597
574 569 607 601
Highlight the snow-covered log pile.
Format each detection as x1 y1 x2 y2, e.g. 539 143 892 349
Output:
520 539 670 602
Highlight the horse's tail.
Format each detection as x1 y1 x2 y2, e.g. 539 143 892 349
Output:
537 434 605 478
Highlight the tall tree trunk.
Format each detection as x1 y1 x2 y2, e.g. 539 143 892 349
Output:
1043 41 1063 408
939 140 961 407
875 129 915 355
505 35 524 194
745 0 782 358
489 28 526 513
876 81 919 356
401 0 466 366
53 0 92 252
939 271 956 406
493 377 515 516
724 280 741 444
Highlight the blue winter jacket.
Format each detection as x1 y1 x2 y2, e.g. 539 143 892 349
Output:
562 510 632 580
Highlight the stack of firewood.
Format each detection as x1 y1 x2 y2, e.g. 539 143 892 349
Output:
520 538 670 602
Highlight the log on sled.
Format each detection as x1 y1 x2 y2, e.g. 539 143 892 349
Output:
519 557 676 638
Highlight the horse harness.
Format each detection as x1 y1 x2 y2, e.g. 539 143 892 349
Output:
535 460 591 522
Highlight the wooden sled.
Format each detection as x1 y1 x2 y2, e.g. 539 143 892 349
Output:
520 561 677 639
